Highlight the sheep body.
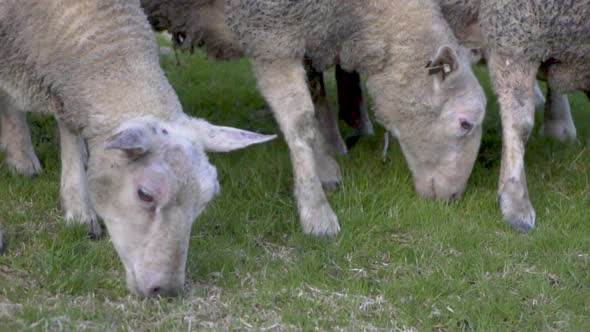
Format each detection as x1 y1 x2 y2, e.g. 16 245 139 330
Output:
143 0 487 235
0 0 274 296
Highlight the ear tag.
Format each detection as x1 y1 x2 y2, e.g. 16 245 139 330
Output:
426 62 452 80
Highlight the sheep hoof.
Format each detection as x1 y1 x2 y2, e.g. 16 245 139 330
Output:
65 208 103 239
5 153 42 177
540 119 577 142
316 155 342 192
300 202 340 236
497 191 536 233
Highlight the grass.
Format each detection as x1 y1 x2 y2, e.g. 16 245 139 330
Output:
1 44 590 330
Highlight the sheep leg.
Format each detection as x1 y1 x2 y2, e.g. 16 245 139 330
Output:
540 85 576 142
303 64 343 192
253 59 340 236
304 60 348 158
58 120 102 238
336 65 374 148
488 53 537 233
0 92 41 176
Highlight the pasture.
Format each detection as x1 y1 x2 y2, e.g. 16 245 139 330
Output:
0 40 589 330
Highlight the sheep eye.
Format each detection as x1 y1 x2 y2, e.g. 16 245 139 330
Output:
137 187 154 203
460 120 474 131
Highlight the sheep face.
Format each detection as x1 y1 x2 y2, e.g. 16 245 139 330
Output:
87 118 275 297
382 46 486 202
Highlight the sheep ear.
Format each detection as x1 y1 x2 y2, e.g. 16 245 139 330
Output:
194 120 277 152
105 127 152 158
427 45 460 81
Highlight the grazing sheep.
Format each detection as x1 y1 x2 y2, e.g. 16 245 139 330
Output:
440 0 590 232
0 0 275 296
142 0 487 235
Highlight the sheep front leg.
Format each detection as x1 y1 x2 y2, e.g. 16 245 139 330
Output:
541 86 576 142
58 120 102 238
0 92 41 176
253 59 340 236
488 53 538 233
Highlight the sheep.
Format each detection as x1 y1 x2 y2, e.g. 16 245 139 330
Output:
0 0 275 296
142 0 487 235
439 0 590 232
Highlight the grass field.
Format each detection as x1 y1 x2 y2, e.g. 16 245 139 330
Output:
1 44 590 330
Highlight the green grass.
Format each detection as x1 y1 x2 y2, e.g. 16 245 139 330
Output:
1 47 590 330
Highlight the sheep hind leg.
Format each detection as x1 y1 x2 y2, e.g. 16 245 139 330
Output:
304 60 343 191
58 120 102 238
488 53 538 233
305 60 348 158
0 91 41 177
253 58 340 236
540 84 576 142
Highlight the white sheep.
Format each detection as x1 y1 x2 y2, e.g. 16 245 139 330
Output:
440 0 590 232
142 0 487 235
0 0 275 296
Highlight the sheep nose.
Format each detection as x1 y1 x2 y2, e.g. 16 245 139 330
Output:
149 286 162 297
147 285 178 298
415 177 466 202
139 272 182 298
145 283 179 298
